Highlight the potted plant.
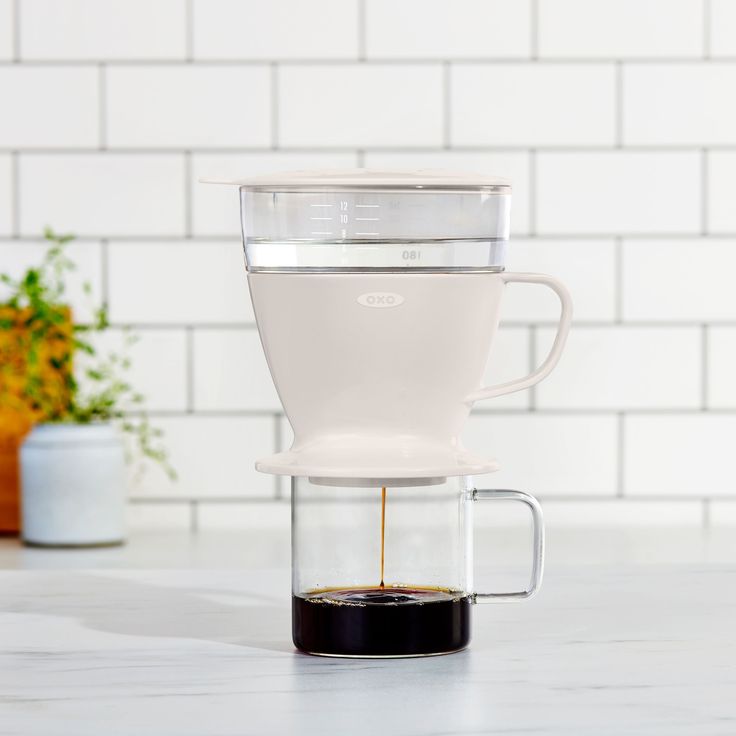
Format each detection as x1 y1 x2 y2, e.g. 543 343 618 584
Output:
0 298 72 535
0 229 173 547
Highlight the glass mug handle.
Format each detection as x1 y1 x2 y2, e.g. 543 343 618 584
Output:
471 488 545 603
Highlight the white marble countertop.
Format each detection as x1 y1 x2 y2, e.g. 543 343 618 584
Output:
1 530 735 735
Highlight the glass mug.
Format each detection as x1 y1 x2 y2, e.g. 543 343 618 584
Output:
291 475 544 658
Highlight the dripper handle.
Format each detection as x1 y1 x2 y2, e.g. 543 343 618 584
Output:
471 489 545 602
465 272 573 403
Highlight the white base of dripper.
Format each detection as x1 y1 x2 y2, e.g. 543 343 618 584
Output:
308 476 448 488
255 443 499 481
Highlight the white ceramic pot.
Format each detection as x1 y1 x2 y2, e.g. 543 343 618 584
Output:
20 423 127 547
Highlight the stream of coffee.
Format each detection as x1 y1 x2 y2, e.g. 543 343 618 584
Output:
379 486 386 588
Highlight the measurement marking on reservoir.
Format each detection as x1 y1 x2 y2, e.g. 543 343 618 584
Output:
310 204 333 207
310 217 333 221
356 204 380 208
355 217 379 221
356 232 380 236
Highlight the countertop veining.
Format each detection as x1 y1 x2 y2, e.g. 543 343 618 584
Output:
1 530 734 735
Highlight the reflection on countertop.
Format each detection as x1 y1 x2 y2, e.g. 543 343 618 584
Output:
0 528 735 735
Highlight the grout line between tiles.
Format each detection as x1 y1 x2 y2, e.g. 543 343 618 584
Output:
43 319 736 329
2 144 736 154
10 151 19 237
97 64 107 149
8 233 736 243
100 238 109 307
470 407 736 416
270 63 279 149
616 413 625 498
130 496 285 505
185 0 194 61
358 0 366 61
128 493 731 504
614 237 623 323
356 149 365 167
8 57 736 65
701 324 709 410
703 0 711 59
190 500 199 533
701 149 709 235
530 0 539 60
528 149 537 235
111 322 258 330
615 61 623 147
443 61 451 149
183 151 192 237
12 0 20 62
20 318 736 330
528 325 537 410
125 407 736 419
185 326 194 413
2 235 240 243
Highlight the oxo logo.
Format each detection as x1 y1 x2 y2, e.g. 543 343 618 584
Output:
356 292 405 308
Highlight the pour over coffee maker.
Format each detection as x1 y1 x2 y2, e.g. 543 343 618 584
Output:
219 169 572 657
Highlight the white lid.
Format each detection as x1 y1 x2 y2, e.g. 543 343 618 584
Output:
202 168 511 191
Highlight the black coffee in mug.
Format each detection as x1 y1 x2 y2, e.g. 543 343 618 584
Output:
292 586 471 657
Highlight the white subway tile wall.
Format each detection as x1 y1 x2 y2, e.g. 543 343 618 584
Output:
711 0 736 57
707 327 736 408
538 0 703 59
107 241 253 324
192 329 281 411
708 152 736 233
0 67 98 147
129 416 276 499
193 0 359 60
0 154 11 234
365 0 531 59
625 415 736 496
535 327 702 410
83 328 189 412
622 238 736 322
624 64 736 145
462 414 619 495
536 152 702 234
20 0 187 60
20 155 186 236
712 502 736 525
0 0 12 60
197 501 290 530
278 65 444 147
540 500 703 527
505 239 616 321
451 64 616 146
107 66 271 148
2 0 735 529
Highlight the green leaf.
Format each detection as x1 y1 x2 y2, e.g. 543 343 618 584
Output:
0 228 174 479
